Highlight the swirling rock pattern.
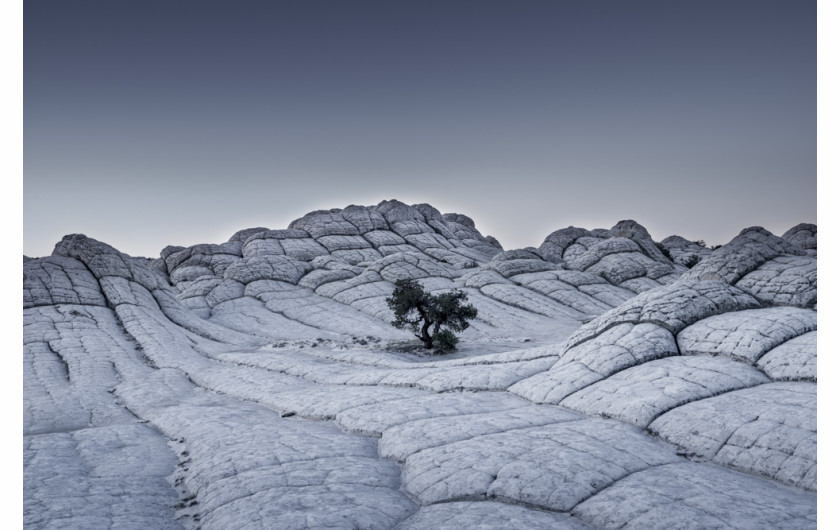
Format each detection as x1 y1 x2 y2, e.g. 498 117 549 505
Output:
23 205 816 529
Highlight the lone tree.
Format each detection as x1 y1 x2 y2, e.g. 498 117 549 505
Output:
386 279 478 353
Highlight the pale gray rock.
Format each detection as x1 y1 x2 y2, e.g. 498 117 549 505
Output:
539 226 593 261
98 275 161 310
565 238 643 271
297 268 357 290
617 275 670 293
414 204 462 241
508 361 604 405
558 322 678 375
205 279 246 307
491 248 545 261
608 220 673 265
315 269 392 304
395 501 593 530
24 256 107 309
176 276 222 301
160 244 191 270
582 253 655 286
161 244 243 291
572 462 816 529
379 405 580 462
192 363 423 420
24 206 819 529
514 270 636 311
375 200 435 237
366 251 459 282
53 234 135 280
310 254 366 272
441 213 498 254
441 212 476 228
463 264 634 319
396 356 557 392
509 323 678 404
24 424 181 530
539 224 682 292
422 247 479 268
685 226 806 284
460 269 508 289
153 286 266 346
276 237 332 261
565 280 761 347
335 391 529 437
413 202 446 222
757 331 816 381
116 369 418 529
340 204 389 233
446 244 498 264
734 254 817 307
317 234 373 252
540 221 674 271
659 235 712 266
377 243 424 256
240 236 287 257
24 304 151 434
560 355 769 427
330 248 385 265
54 235 173 295
781 223 817 250
477 283 588 320
289 210 362 238
113 302 218 372
677 307 817 363
402 419 681 511
362 229 407 247
649 382 816 490
223 255 313 285
169 244 241 280
486 258 560 278
208 297 351 341
576 281 638 307
227 226 269 243
484 235 504 250
242 229 330 261
404 232 455 251
170 263 214 283
243 279 402 338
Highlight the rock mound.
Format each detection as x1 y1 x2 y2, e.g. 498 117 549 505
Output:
23 204 817 529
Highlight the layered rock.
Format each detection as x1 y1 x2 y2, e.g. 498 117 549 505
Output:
23 203 817 529
658 235 712 267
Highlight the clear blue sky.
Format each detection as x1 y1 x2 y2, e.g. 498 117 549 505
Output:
24 0 815 257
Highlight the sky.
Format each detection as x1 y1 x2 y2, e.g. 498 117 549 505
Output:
24 0 816 258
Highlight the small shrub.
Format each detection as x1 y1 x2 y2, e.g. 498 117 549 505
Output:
692 240 706 248
682 254 701 268
710 244 722 250
432 329 459 353
655 242 673 261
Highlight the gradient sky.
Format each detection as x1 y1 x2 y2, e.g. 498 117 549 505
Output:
24 0 816 258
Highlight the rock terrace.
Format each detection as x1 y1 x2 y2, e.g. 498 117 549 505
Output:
23 200 817 529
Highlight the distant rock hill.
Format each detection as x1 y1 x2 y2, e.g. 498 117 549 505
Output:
23 200 817 529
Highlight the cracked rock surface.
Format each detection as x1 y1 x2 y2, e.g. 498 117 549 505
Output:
23 206 816 528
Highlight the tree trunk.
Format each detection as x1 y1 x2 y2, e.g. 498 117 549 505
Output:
420 319 433 348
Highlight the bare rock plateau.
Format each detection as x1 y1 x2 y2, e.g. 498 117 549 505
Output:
24 200 817 529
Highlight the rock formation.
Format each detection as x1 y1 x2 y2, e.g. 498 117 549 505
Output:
23 201 817 529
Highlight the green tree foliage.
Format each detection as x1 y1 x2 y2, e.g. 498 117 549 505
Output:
385 279 478 353
682 254 701 268
654 241 673 261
